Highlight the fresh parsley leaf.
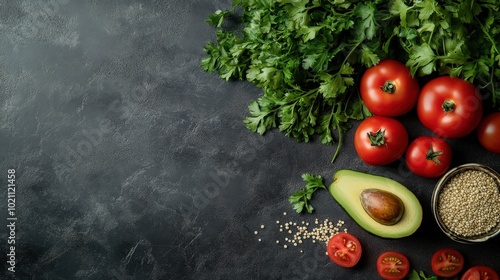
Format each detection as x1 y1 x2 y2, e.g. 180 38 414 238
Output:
354 3 377 40
244 100 276 135
360 44 380 68
406 43 436 77
206 10 230 28
289 174 326 214
408 270 438 280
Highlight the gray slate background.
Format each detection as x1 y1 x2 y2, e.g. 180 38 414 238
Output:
1 0 499 279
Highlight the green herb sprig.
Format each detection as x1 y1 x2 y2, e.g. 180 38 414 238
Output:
408 270 438 280
288 173 326 214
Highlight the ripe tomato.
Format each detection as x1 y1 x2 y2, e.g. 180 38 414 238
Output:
376 251 410 280
327 232 362 268
354 116 409 165
405 136 453 178
430 248 464 278
477 112 500 154
461 266 499 280
417 76 483 138
360 59 420 116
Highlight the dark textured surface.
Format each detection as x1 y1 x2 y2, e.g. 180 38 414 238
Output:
0 1 499 279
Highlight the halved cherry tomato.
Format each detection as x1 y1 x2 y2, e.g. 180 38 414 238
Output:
461 266 499 280
376 251 410 280
477 112 500 154
354 116 409 165
405 136 453 178
360 59 420 116
417 76 483 138
430 248 464 278
327 232 362 268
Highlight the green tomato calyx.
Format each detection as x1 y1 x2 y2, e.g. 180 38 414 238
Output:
442 99 456 113
381 81 396 94
367 129 386 146
426 145 443 165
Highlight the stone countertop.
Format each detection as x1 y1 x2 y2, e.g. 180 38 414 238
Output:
1 1 499 279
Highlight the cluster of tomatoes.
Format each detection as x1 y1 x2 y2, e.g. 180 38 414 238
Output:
327 232 499 280
354 59 500 178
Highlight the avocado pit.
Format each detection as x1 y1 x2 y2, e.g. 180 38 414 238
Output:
360 188 405 226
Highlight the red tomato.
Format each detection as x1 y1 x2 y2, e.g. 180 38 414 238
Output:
405 136 453 178
477 112 500 154
360 59 420 116
430 248 464 278
354 116 409 165
461 266 499 280
376 251 410 280
327 232 362 268
417 76 483 138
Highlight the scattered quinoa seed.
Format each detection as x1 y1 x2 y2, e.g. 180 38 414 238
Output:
278 218 346 249
254 216 348 253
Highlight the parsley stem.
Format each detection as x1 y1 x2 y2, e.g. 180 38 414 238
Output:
475 15 500 108
329 40 363 163
475 16 499 55
341 40 363 68
331 114 343 163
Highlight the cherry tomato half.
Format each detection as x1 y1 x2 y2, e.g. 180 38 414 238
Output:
376 251 410 280
477 112 500 154
360 59 420 116
405 136 453 178
417 76 483 138
327 232 362 268
430 248 464 278
461 266 499 280
354 116 409 165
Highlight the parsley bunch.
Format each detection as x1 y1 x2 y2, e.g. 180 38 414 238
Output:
202 0 388 162
202 0 500 162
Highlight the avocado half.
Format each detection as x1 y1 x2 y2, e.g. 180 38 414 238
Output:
329 169 422 238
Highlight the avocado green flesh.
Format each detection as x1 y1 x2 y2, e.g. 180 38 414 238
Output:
329 169 422 238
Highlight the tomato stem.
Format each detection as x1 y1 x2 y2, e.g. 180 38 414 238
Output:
426 145 443 165
367 129 386 146
442 99 456 113
381 81 396 94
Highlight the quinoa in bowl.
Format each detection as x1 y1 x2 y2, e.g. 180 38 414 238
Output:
431 163 500 243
